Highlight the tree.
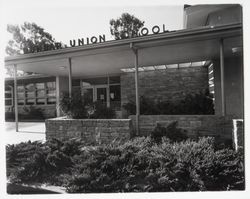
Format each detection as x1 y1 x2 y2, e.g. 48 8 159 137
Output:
110 13 144 40
6 22 65 55
5 22 66 77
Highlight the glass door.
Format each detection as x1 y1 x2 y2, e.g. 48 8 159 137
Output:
95 86 108 106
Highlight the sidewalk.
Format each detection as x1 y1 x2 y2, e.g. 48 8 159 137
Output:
4 122 46 144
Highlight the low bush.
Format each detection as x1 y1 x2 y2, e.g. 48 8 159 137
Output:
6 137 244 192
123 89 215 115
5 106 46 121
88 101 116 119
6 139 84 185
150 122 188 143
59 92 87 119
59 92 115 119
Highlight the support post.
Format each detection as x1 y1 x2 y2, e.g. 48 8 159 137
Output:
68 58 72 98
219 39 226 116
13 64 18 132
107 76 110 108
130 43 140 135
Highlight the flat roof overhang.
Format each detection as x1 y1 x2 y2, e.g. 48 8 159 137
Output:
4 23 243 78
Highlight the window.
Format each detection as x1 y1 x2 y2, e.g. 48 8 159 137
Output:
81 76 121 110
46 82 56 104
7 81 56 106
110 85 121 110
5 86 13 106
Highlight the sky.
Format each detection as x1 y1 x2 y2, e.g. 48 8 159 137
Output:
2 3 184 46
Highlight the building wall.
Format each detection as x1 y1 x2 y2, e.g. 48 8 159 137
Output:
121 66 209 114
213 56 244 118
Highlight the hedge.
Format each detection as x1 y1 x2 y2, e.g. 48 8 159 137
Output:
6 137 244 193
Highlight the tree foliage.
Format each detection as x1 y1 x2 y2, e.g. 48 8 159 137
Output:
110 13 144 40
6 22 65 56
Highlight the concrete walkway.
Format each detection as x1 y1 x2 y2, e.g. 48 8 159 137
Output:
4 122 46 144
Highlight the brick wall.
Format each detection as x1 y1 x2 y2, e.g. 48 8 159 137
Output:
45 118 132 144
121 66 208 107
129 115 235 142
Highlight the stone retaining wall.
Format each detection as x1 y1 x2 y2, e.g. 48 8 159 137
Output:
129 115 237 141
45 118 132 144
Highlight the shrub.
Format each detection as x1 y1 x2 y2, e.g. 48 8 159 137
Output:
150 122 188 143
122 89 214 115
64 137 244 193
89 101 116 119
6 137 244 192
5 106 46 121
59 92 87 119
6 139 84 185
59 92 115 119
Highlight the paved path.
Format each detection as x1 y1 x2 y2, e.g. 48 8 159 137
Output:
4 122 46 144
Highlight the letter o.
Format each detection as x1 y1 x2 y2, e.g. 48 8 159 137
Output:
141 28 149 36
152 26 160 34
91 36 98 44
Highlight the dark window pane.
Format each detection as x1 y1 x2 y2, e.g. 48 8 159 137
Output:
72 79 80 87
26 83 35 91
26 99 35 105
36 98 45 105
37 90 45 98
110 85 121 110
18 99 24 105
5 93 12 98
5 86 12 91
96 87 107 102
82 88 93 104
47 98 56 104
109 76 120 84
47 90 56 97
26 91 35 98
82 77 107 85
17 85 24 92
5 99 12 106
110 85 121 101
17 92 25 99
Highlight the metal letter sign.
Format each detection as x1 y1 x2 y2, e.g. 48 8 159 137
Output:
69 24 168 47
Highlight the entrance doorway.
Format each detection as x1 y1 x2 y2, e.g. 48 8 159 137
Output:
82 85 108 106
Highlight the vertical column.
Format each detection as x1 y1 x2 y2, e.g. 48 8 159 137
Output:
107 76 110 108
68 58 72 98
130 43 140 135
56 76 60 117
13 64 18 132
219 38 226 116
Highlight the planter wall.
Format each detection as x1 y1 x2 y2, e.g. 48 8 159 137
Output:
45 117 132 144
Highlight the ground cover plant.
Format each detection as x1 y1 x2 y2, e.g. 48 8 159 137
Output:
6 135 244 193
